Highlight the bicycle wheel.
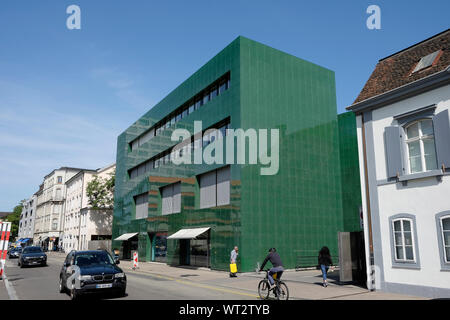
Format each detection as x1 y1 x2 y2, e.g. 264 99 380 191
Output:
277 282 289 300
258 280 270 300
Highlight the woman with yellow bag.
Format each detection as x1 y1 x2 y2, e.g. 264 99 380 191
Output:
229 246 238 277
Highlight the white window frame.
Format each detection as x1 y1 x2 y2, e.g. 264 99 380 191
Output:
404 119 437 174
392 218 416 263
440 216 450 264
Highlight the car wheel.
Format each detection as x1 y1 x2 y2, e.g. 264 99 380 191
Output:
118 288 126 297
59 277 66 293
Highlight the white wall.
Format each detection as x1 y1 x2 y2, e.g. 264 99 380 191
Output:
357 84 450 294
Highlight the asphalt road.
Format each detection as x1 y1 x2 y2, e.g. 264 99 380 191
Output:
4 254 257 300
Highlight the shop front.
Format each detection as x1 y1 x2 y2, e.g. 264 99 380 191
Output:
167 227 210 268
148 232 167 263
114 232 138 260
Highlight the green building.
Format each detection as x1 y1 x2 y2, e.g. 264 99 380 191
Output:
112 36 361 272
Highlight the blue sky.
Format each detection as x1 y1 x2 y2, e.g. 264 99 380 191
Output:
0 0 449 211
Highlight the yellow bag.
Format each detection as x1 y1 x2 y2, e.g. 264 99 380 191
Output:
230 263 237 273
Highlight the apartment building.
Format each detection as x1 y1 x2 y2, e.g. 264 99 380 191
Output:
33 167 91 250
62 164 115 252
17 194 37 245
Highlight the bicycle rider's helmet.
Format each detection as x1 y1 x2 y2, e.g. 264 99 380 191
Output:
269 248 276 253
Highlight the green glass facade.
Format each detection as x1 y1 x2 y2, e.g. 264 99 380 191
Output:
112 36 361 272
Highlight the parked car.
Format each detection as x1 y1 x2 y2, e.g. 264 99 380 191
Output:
8 247 22 259
59 250 126 300
18 246 47 267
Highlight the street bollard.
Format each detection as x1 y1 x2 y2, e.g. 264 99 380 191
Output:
132 251 139 270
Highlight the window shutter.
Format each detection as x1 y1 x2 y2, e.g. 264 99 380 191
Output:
161 185 173 215
173 183 181 213
385 126 403 178
217 166 230 206
433 110 450 170
200 171 216 209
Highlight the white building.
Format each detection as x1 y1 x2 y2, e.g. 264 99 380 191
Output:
33 167 91 250
62 164 115 252
347 30 450 298
18 195 37 244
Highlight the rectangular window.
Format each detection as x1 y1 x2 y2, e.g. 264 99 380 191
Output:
161 182 181 215
182 108 188 118
441 217 450 263
203 91 210 105
392 219 415 262
405 119 437 174
210 85 218 99
219 81 227 94
216 166 231 206
195 98 202 110
134 193 148 219
188 103 195 114
57 176 63 184
199 170 216 209
199 166 230 209
176 112 182 121
171 116 176 126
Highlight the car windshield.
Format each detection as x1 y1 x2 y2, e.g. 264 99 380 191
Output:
22 247 43 253
74 252 115 267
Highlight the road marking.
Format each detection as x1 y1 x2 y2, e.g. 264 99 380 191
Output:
128 270 259 299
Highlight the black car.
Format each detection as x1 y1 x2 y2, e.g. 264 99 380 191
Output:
18 246 47 267
8 247 22 259
59 250 126 300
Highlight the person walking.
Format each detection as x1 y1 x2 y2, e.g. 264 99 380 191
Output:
318 246 333 287
229 246 238 277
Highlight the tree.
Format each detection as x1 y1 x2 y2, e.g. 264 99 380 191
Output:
7 201 24 238
86 171 115 210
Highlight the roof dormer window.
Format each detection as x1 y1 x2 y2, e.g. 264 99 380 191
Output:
411 50 441 73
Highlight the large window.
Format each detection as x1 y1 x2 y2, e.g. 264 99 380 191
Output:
392 218 416 262
199 166 230 209
134 193 148 219
161 182 181 215
405 119 437 173
129 72 230 152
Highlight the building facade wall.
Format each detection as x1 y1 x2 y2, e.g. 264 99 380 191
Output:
18 195 37 240
63 165 115 251
112 36 361 271
356 84 450 298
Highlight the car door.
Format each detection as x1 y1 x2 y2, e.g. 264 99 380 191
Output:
61 252 73 284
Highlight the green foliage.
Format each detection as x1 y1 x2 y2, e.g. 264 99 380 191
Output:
6 201 24 237
86 171 115 210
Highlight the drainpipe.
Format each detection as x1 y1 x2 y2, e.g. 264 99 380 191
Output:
360 112 375 290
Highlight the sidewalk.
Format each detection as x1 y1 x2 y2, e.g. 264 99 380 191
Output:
0 278 10 300
119 259 427 300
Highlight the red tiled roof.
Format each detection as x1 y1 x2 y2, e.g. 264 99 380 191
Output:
353 29 450 105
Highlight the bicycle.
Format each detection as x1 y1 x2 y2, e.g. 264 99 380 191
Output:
257 269 289 300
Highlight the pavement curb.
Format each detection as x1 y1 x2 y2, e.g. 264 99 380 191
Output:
2 273 18 300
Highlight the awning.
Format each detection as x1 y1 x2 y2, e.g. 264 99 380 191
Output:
114 232 139 241
167 227 210 240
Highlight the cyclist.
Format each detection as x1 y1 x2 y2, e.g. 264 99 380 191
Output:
259 248 284 288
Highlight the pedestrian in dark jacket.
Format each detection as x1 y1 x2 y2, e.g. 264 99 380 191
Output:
318 246 333 287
